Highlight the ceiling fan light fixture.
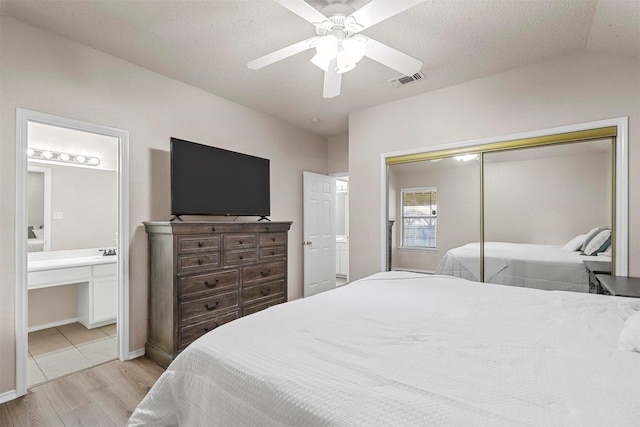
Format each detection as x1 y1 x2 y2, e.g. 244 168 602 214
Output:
336 35 367 74
310 35 338 71
315 35 338 58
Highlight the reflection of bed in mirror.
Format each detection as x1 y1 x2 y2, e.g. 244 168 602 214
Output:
435 236 612 293
27 226 45 252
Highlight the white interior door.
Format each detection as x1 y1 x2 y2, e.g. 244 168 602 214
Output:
303 171 336 297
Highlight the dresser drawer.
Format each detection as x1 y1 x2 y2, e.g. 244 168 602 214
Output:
223 248 257 266
177 252 220 273
178 310 239 349
258 245 286 261
243 280 285 304
243 297 285 317
179 269 239 299
224 233 256 250
259 232 287 247
243 261 286 284
180 290 239 323
177 235 221 254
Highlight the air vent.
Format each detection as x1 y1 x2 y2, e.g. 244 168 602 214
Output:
387 72 425 88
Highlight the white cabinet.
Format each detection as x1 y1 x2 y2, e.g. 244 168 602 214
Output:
336 240 349 278
78 262 117 329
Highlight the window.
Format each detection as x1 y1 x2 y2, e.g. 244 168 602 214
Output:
401 187 437 249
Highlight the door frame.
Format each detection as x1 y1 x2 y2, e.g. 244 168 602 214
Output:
15 109 130 397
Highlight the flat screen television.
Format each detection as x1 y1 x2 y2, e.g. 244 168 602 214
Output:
170 138 270 219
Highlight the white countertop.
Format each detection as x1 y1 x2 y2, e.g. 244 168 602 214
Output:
28 248 117 272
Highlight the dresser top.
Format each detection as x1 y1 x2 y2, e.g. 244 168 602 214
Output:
144 220 292 235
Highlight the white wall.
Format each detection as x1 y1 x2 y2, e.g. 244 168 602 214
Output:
349 53 640 281
0 17 327 394
328 133 349 174
45 163 118 251
484 149 611 245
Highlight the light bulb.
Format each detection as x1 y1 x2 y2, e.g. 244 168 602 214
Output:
311 35 338 71
41 151 53 159
88 157 100 166
75 155 86 163
27 148 35 156
58 153 70 161
336 35 367 74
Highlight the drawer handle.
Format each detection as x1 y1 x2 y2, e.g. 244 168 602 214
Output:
270 251 276 256
212 226 216 232
239 239 244 244
260 288 271 296
204 323 219 333
204 279 219 288
198 241 204 247
271 237 276 242
239 255 244 260
205 301 220 311
198 258 204 265
260 269 271 277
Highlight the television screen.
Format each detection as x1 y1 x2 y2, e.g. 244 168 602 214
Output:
171 138 270 217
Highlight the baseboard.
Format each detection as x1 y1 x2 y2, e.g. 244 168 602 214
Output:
127 348 145 360
27 317 79 333
0 389 20 405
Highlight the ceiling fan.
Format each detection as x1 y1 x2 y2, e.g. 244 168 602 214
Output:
247 0 427 98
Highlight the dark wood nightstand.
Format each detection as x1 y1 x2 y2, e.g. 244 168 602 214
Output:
594 274 640 298
584 260 611 294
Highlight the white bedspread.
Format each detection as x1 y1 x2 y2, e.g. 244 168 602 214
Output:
128 272 640 427
435 242 601 292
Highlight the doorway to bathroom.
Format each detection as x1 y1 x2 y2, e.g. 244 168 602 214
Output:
15 109 129 396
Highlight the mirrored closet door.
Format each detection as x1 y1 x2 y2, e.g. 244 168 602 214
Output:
385 125 621 288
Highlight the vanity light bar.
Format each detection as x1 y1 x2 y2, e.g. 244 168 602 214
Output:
27 148 100 166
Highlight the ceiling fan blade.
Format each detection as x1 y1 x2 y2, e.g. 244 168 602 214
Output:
349 0 427 31
273 0 328 25
247 38 316 70
364 37 423 77
323 58 341 98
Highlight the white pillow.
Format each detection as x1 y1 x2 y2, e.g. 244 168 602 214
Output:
562 234 586 252
619 311 640 352
581 227 602 251
584 229 611 255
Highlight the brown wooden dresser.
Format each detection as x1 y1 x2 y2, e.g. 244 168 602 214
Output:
143 221 292 367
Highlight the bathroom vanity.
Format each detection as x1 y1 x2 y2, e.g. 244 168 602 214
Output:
28 248 117 329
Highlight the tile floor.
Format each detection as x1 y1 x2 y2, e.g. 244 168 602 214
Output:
28 322 117 387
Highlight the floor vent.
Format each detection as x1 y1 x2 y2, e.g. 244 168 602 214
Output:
387 72 426 88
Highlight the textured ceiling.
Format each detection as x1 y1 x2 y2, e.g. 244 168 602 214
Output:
1 0 638 137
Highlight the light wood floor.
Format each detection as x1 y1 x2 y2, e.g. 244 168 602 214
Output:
0 357 164 426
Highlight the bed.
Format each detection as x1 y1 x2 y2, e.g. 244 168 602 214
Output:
128 271 640 426
433 242 608 292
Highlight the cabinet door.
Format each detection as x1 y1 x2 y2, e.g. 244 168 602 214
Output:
92 276 118 323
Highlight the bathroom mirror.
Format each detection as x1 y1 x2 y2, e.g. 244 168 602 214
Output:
27 121 119 251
